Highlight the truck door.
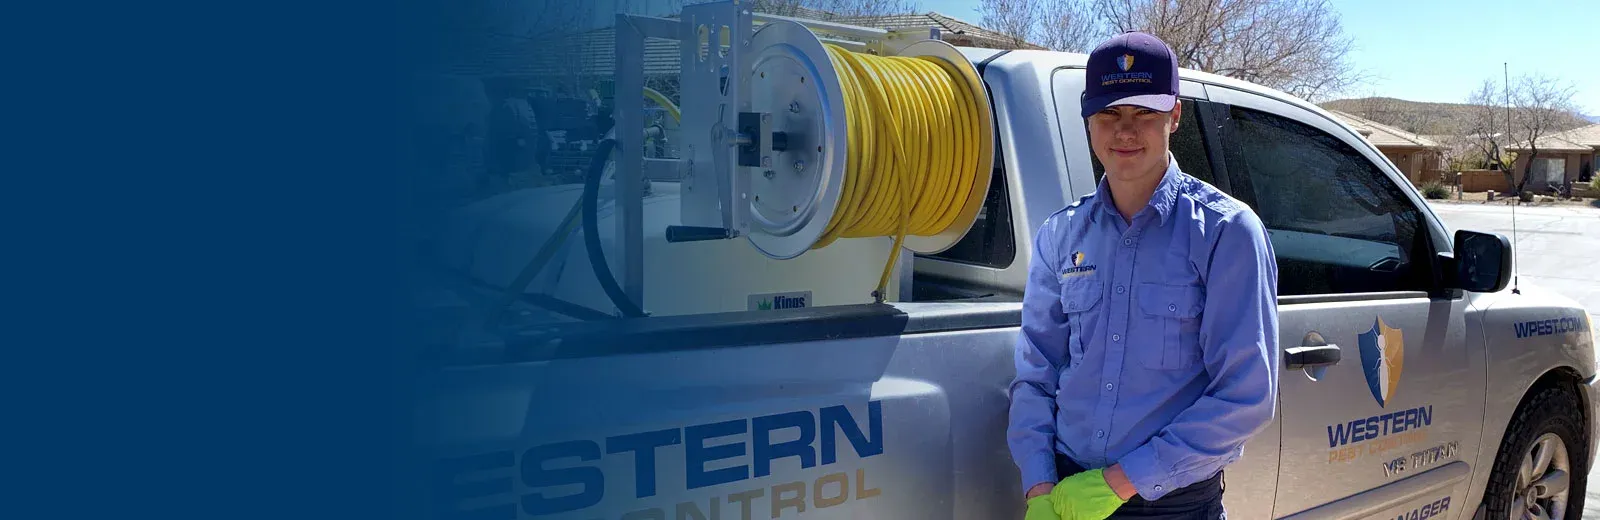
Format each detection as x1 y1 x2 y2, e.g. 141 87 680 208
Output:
1207 93 1487 518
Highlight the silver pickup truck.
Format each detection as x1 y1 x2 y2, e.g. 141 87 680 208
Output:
422 11 1598 520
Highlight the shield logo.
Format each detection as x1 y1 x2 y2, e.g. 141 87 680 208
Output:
1358 317 1405 407
1117 54 1135 72
1071 251 1086 267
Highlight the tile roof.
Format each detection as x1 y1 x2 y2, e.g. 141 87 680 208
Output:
825 12 1046 50
1506 133 1592 152
1328 110 1441 149
1544 124 1600 147
743 5 1042 48
1505 123 1599 152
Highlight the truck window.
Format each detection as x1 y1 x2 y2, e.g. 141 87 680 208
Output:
922 155 1016 269
1221 106 1434 297
1090 99 1214 186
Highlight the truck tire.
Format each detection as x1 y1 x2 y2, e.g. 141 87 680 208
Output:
1483 385 1588 520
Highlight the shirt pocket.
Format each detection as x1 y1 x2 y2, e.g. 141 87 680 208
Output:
1136 282 1205 371
1059 276 1103 368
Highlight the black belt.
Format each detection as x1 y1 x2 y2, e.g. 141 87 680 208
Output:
1053 453 1223 509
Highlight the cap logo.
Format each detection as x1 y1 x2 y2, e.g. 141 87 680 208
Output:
1080 31 1176 118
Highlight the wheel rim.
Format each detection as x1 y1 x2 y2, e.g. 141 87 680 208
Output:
1512 432 1571 520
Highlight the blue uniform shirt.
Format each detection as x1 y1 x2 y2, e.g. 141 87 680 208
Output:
1007 155 1280 501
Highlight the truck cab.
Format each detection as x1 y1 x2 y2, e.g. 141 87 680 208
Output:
913 46 1600 519
425 11 1599 520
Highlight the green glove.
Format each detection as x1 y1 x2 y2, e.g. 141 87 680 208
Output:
1048 469 1127 520
1025 494 1061 520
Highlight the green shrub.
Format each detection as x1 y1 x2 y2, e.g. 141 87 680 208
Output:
1421 181 1450 200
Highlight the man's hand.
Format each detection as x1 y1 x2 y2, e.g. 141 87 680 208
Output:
1047 468 1127 520
1101 464 1138 500
1025 482 1055 499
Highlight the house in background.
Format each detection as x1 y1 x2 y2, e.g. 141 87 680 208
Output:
1328 110 1445 185
1505 124 1600 192
744 6 1046 49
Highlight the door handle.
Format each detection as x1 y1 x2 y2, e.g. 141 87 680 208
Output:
1286 331 1341 370
1285 344 1341 369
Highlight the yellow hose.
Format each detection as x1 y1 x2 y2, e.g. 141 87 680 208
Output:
646 49 982 302
815 44 983 300
643 87 680 122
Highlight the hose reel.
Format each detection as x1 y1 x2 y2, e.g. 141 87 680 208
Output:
667 2 996 300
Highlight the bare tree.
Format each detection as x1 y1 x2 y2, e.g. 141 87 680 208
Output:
749 0 919 19
1037 0 1100 52
1349 93 1386 121
1507 73 1578 195
1227 0 1360 100
1465 78 1508 172
981 0 1042 49
1093 0 1362 101
1435 133 1475 173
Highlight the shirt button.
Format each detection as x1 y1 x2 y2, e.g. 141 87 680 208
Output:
1123 238 1133 247
1168 304 1177 312
1112 334 1122 342
1155 485 1164 491
1096 430 1106 438
1116 285 1126 294
1105 383 1114 391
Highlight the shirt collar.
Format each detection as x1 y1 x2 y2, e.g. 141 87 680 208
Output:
1091 153 1184 226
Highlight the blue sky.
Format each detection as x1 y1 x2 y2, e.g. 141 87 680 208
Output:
916 0 1600 114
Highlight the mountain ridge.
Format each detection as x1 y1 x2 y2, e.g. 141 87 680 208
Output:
1318 97 1591 138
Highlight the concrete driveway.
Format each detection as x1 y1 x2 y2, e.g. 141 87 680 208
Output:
1426 202 1600 315
1425 201 1600 517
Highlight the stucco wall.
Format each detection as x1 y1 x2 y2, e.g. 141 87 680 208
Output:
1381 147 1442 183
1460 169 1510 193
1510 150 1592 191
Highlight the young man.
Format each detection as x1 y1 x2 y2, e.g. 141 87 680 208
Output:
1007 31 1280 520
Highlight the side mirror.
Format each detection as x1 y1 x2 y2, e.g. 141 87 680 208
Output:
1452 230 1512 293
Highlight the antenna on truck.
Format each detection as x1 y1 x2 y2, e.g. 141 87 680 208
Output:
1504 62 1520 295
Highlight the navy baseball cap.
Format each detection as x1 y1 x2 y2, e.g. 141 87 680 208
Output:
1081 31 1180 118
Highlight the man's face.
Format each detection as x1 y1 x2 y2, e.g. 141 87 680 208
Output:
1087 103 1181 182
